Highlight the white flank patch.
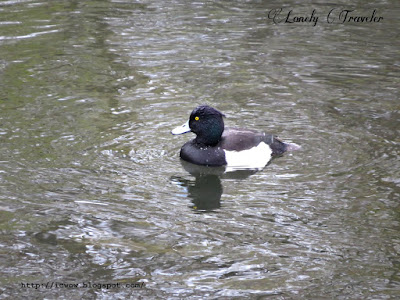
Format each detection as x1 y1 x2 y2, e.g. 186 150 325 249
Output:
224 142 272 171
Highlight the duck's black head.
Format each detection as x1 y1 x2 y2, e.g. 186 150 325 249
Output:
171 105 225 146
189 105 225 145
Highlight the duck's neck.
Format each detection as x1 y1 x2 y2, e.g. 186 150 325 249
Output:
195 129 222 146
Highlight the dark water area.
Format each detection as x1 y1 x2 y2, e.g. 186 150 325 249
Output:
0 0 399 299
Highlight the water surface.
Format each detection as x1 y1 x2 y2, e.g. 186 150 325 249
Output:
0 0 399 299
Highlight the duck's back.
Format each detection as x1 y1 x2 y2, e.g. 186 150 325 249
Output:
219 127 287 156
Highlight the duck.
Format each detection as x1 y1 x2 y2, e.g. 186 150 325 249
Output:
171 105 299 169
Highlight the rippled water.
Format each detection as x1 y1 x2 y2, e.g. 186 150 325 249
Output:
1 0 399 299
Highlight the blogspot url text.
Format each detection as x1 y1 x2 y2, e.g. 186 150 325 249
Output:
20 282 145 290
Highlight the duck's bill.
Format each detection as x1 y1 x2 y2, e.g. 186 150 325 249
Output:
171 120 191 135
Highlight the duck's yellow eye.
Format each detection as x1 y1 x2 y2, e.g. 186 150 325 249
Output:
195 116 199 121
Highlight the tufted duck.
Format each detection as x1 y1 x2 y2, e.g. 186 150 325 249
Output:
171 105 299 169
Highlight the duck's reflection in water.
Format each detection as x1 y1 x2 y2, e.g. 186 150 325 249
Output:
171 160 258 212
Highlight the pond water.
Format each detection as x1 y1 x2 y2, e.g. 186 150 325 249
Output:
1 0 399 299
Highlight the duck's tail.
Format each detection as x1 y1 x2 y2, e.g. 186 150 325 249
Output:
285 142 301 152
270 136 301 156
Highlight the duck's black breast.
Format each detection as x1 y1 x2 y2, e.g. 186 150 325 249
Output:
180 140 226 166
